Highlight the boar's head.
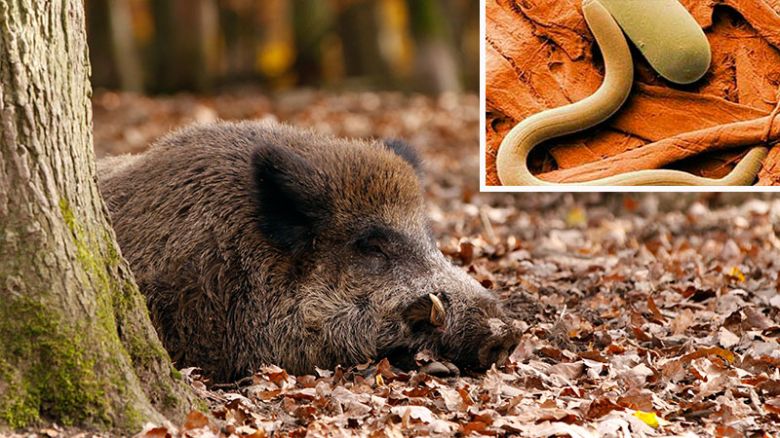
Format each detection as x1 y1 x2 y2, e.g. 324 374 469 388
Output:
253 136 520 374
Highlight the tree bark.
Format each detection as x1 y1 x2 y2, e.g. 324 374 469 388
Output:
0 0 192 432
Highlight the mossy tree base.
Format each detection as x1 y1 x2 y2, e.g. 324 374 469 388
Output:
0 1 193 433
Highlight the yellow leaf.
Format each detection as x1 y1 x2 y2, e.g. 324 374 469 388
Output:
633 410 663 428
728 266 745 282
256 42 295 78
566 207 587 227
375 374 385 387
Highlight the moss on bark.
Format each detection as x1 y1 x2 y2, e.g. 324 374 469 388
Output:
0 200 192 432
0 298 111 428
0 1 193 432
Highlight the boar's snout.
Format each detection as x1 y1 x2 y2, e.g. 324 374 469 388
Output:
401 280 520 373
450 314 520 372
474 318 520 371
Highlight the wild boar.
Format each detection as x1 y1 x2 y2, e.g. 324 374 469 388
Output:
98 121 519 382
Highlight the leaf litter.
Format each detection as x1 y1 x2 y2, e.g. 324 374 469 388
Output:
35 90 780 437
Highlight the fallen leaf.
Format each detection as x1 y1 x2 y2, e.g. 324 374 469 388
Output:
632 410 662 428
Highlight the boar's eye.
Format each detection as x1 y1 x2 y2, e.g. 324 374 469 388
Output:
355 235 389 259
354 226 409 264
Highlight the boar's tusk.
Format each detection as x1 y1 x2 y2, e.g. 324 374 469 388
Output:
428 293 446 326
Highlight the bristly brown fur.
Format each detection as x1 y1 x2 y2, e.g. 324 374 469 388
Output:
98 120 518 382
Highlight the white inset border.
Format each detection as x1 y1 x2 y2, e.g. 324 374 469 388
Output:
477 0 778 193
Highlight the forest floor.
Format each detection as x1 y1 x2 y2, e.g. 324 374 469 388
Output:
54 90 780 436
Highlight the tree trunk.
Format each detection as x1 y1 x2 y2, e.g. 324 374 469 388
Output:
406 0 461 93
151 0 219 92
336 0 392 86
0 1 192 432
257 0 296 83
107 0 145 92
292 0 334 85
85 0 119 90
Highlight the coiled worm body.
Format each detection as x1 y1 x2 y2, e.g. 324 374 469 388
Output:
495 0 768 186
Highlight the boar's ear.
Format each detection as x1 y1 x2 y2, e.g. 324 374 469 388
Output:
251 146 330 252
383 139 423 176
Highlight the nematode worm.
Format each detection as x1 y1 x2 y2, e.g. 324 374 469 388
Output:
495 0 768 186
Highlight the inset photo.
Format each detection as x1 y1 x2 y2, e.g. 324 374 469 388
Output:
483 0 780 189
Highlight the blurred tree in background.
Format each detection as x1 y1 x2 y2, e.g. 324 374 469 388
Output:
86 0 478 94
